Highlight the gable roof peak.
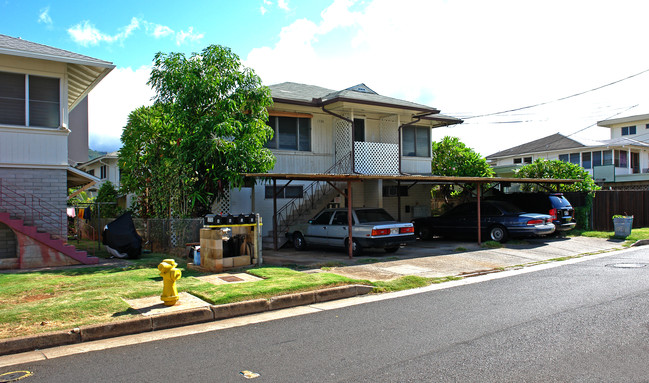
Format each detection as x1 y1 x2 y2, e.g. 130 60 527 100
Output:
345 83 377 95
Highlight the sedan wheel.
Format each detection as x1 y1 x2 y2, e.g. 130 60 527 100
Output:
418 227 433 240
293 233 307 250
489 225 508 243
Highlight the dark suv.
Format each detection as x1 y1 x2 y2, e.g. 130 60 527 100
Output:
487 192 576 232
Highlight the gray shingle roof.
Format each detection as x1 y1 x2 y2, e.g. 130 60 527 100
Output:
0 34 113 67
269 82 443 114
486 133 586 159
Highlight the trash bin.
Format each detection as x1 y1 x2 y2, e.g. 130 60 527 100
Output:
613 216 633 238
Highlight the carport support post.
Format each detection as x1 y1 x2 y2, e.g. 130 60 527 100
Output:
397 180 401 221
476 183 482 245
273 179 278 251
347 181 353 259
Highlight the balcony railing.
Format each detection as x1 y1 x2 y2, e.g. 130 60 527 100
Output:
354 141 399 175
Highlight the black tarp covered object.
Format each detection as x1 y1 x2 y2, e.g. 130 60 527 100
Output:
102 212 142 259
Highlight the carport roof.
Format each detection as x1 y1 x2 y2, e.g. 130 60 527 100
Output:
244 173 579 184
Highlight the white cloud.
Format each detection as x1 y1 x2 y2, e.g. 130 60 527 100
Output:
142 21 175 38
277 0 290 11
153 25 174 38
69 17 201 47
38 7 52 25
87 66 155 152
260 6 268 15
176 27 204 46
68 17 140 46
245 0 649 156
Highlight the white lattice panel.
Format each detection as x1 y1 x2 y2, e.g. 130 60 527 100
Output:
354 141 399 174
379 114 399 144
214 188 231 214
335 114 352 174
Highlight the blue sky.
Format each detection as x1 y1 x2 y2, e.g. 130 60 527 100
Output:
3 0 649 156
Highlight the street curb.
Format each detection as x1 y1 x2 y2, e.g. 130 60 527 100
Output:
0 284 373 356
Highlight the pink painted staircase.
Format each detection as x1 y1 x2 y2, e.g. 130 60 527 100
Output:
0 212 98 265
0 178 98 266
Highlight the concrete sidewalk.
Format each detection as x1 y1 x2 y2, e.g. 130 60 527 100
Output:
262 236 626 280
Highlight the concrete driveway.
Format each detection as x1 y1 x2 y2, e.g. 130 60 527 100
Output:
262 236 626 281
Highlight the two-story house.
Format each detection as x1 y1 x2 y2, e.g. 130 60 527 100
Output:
486 114 649 190
226 82 463 247
76 151 133 209
0 34 113 268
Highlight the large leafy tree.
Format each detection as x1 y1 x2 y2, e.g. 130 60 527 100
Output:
430 136 494 203
119 45 275 218
515 159 600 192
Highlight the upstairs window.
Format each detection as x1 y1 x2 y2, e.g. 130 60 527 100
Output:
621 126 636 136
100 165 107 179
0 71 60 128
265 116 311 151
403 125 430 157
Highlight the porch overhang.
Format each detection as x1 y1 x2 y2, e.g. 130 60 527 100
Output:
67 166 99 189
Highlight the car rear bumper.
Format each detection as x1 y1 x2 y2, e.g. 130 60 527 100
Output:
357 234 416 248
508 223 556 237
554 221 576 231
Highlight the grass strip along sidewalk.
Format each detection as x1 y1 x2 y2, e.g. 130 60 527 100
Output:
2 228 645 341
0 251 458 340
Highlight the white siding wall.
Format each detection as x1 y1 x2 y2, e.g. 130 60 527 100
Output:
382 184 432 221
0 127 68 167
402 157 431 174
0 56 69 169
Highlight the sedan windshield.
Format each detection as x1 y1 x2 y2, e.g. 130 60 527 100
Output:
356 209 395 223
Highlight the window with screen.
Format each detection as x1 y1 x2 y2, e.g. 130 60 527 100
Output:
265 116 311 151
0 71 60 128
402 125 431 157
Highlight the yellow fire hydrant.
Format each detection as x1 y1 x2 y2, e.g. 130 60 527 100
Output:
158 259 181 306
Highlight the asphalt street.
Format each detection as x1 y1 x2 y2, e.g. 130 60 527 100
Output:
3 246 649 382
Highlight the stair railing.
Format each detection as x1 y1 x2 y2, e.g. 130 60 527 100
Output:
274 152 351 239
0 178 66 240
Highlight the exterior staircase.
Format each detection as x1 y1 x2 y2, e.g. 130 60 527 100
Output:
0 179 98 268
264 184 342 249
263 154 351 250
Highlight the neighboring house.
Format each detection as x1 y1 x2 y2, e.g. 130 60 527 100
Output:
486 114 649 190
226 82 463 247
0 34 113 269
76 151 132 209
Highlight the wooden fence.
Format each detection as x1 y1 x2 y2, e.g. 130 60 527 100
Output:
591 190 649 231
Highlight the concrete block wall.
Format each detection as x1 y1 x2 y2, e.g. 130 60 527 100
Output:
0 168 67 238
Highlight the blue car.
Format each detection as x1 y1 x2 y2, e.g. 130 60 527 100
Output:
411 200 555 243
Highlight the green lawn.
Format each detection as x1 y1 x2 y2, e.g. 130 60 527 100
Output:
569 227 649 246
3 228 646 340
0 251 451 339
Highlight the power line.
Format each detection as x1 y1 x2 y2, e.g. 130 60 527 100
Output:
461 68 649 120
564 104 640 138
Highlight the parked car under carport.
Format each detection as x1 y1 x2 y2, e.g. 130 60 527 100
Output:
411 200 555 243
287 208 415 256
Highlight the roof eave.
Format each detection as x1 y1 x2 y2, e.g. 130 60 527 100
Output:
0 47 115 69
